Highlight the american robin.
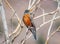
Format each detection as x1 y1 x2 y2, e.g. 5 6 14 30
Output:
23 10 36 40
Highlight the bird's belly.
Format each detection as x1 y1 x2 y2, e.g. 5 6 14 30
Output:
23 14 32 26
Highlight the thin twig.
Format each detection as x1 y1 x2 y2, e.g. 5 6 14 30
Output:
45 12 57 44
40 7 45 23
5 0 24 42
34 8 58 19
10 23 23 43
30 0 40 12
30 0 36 9
45 1 60 44
28 0 31 10
45 26 60 44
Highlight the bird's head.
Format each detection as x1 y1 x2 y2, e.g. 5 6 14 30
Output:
24 10 30 14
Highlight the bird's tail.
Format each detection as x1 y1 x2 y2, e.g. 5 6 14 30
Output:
28 25 37 40
32 30 36 40
30 27 37 40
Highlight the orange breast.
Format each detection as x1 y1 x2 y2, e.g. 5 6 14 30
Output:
23 14 32 26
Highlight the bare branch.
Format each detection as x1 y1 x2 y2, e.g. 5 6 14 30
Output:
34 8 58 19
28 0 32 10
5 0 24 42
29 0 40 12
45 26 60 44
45 12 57 44
0 1 11 44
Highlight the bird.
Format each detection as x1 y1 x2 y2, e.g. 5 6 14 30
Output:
22 9 36 40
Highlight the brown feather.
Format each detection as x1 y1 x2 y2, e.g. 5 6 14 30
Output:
23 14 32 27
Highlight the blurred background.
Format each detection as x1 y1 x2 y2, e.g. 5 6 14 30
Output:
0 0 60 44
